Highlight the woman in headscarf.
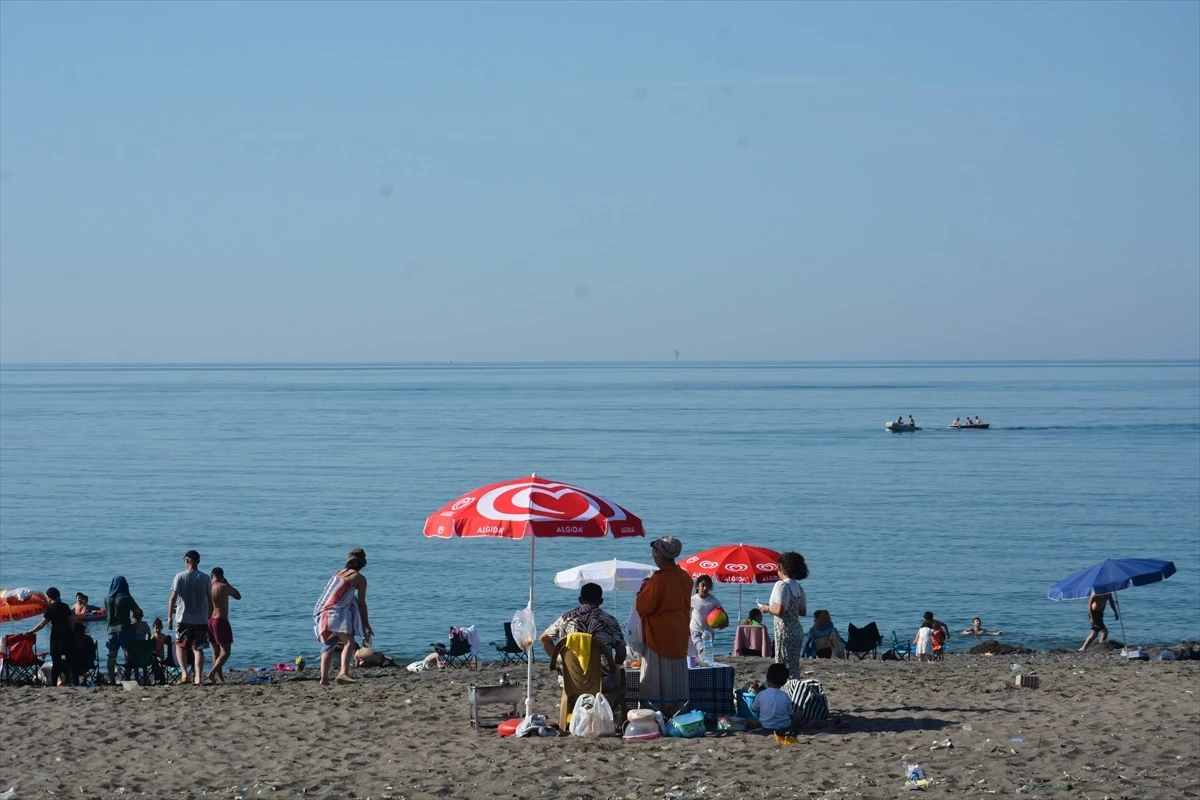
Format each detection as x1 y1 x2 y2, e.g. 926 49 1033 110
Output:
313 548 373 685
757 551 808 676
103 576 142 684
635 536 693 715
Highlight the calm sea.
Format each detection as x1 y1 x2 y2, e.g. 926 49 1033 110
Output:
1 362 1197 668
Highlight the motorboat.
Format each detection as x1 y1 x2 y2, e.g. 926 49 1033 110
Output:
948 423 990 430
886 421 921 432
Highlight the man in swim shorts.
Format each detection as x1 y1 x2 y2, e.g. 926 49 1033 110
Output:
167 549 212 685
1080 591 1118 650
205 566 241 684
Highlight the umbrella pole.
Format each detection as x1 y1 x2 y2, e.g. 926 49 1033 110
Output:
526 534 535 718
1115 595 1130 651
738 585 743 624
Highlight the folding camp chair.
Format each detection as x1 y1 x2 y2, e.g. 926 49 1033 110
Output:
844 622 883 660
1 633 43 686
120 640 156 686
888 630 914 661
70 634 104 685
156 636 182 684
432 627 477 669
490 622 529 666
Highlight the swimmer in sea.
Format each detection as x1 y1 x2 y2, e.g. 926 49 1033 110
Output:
962 617 1003 636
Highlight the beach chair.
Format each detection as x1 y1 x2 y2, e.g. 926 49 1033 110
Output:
432 627 477 669
120 640 156 685
70 635 104 685
844 622 883 660
549 633 622 733
888 630 914 661
0 633 43 686
931 628 946 661
490 622 528 666
156 636 182 684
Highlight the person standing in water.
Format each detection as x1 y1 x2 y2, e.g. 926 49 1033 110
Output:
205 567 242 684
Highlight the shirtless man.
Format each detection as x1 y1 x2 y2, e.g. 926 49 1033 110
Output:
205 567 241 684
1080 591 1118 650
962 617 1004 636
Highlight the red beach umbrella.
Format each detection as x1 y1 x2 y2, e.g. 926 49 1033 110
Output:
680 544 781 621
424 474 645 717
0 588 50 624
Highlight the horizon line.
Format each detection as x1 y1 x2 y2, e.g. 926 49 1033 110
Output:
2 358 1198 369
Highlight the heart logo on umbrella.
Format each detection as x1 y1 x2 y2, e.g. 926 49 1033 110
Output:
477 481 623 522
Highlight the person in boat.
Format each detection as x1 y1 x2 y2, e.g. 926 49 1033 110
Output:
951 417 961 427
974 416 983 426
896 416 904 426
908 415 916 427
962 617 1003 636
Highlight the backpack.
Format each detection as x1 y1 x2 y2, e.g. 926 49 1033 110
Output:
786 678 829 723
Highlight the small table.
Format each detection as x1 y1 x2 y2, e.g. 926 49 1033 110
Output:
733 625 774 658
625 663 735 716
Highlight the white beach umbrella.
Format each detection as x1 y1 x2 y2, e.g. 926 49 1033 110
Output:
554 559 658 592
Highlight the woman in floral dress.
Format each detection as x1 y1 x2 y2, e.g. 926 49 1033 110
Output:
758 552 808 676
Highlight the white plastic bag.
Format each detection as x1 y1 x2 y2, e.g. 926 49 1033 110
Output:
511 604 536 651
625 604 644 656
568 693 616 737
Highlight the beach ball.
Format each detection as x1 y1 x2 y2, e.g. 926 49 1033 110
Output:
295 656 305 670
707 608 728 629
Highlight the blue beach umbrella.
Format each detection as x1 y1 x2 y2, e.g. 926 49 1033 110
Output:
1048 558 1177 651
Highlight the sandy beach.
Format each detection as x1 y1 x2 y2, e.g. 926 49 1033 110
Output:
1 649 1197 800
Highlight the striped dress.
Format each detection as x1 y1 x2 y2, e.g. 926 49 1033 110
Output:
313 573 364 645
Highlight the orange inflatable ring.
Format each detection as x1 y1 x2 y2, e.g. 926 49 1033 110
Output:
497 718 522 737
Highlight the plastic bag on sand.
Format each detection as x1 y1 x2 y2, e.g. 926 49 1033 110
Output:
516 713 559 737
511 605 536 651
625 604 644 655
406 660 427 673
568 693 616 737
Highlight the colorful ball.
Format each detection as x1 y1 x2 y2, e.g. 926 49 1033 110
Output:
707 608 728 629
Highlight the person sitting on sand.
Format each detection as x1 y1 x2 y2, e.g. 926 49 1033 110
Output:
962 617 1004 636
743 608 765 627
1081 591 1118 651
354 646 397 668
749 663 796 733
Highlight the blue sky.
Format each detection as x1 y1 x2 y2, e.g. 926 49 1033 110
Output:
1 1 1197 362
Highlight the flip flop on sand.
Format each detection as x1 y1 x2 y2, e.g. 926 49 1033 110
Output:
334 674 357 685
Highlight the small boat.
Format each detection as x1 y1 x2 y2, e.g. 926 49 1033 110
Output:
948 423 990 430
886 422 921 432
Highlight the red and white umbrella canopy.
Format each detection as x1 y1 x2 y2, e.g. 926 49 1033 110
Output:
423 476 645 540
423 475 644 720
680 544 781 585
